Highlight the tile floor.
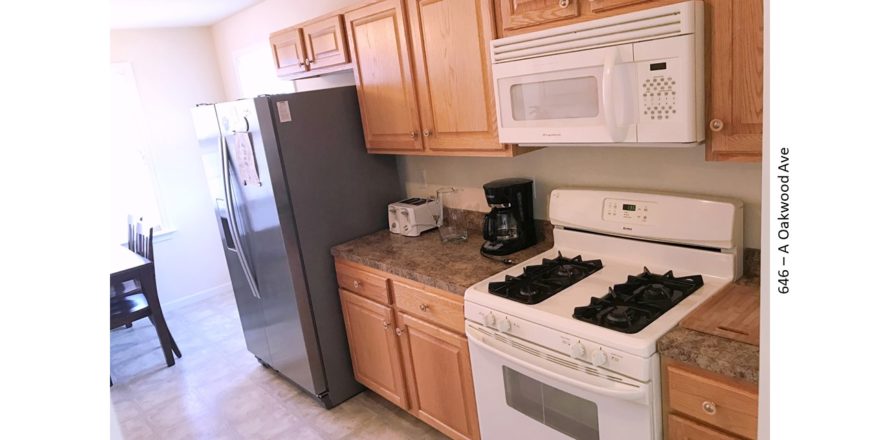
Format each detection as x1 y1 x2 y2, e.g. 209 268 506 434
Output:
110 291 448 440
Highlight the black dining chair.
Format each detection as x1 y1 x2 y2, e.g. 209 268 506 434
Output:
111 219 181 368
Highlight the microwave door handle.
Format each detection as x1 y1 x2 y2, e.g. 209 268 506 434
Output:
602 49 626 142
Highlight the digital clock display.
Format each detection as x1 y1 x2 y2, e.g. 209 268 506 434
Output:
623 204 637 211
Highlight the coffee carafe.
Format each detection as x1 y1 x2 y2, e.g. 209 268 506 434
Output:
481 178 536 256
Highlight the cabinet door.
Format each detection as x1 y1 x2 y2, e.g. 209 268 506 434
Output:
498 0 580 32
705 0 763 162
398 313 480 440
339 289 408 409
270 27 308 77
302 15 350 70
668 414 739 440
345 0 424 152
587 0 651 13
407 0 502 151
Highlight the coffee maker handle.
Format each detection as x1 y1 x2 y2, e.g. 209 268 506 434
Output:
483 212 495 241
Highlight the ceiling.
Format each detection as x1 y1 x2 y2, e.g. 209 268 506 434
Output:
110 0 265 29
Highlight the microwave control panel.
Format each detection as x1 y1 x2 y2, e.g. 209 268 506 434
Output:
641 65 678 122
603 198 656 225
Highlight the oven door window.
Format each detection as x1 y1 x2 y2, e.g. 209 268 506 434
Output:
503 366 600 440
510 77 599 121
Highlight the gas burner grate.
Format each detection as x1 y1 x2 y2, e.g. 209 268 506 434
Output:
488 252 603 305
572 267 703 333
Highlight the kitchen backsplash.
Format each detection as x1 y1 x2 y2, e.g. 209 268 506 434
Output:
398 146 762 248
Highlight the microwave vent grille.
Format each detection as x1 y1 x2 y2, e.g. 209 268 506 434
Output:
492 1 696 63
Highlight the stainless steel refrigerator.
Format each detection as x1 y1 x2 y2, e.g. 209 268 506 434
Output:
191 86 401 408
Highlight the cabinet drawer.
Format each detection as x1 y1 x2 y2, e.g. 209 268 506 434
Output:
667 414 738 440
336 263 390 305
392 280 464 334
667 363 758 439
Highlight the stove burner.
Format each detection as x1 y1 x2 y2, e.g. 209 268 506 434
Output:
488 252 603 305
519 285 540 297
606 306 633 325
554 264 581 278
572 267 704 334
638 283 672 301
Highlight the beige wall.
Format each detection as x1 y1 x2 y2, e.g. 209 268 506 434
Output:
211 0 362 100
398 147 762 248
111 28 232 306
211 0 763 249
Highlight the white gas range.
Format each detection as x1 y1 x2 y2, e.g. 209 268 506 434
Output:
464 188 742 440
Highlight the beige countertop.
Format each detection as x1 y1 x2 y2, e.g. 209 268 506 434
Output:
330 228 553 296
657 276 761 384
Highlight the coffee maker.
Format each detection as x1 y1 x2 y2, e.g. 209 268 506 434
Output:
481 178 537 256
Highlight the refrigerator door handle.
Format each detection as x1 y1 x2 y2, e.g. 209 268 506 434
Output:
220 135 262 299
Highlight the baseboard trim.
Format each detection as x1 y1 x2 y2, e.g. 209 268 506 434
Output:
164 282 232 310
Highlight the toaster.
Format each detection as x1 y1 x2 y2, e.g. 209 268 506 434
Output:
388 198 441 237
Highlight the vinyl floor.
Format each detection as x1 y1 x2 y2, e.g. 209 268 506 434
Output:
110 291 448 440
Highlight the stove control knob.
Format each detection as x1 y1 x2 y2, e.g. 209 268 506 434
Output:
484 312 497 327
498 318 512 333
591 350 608 367
570 342 586 359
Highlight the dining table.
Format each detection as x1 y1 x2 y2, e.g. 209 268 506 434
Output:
110 245 176 367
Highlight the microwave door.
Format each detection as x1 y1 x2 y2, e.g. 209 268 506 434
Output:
495 45 637 144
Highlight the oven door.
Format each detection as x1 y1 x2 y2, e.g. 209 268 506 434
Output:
493 44 638 145
466 323 658 440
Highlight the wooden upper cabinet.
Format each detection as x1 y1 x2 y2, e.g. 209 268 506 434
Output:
499 0 580 32
495 0 682 37
302 15 350 70
588 0 650 13
407 0 501 151
345 0 424 152
705 0 763 162
269 27 308 78
339 289 409 409
398 312 480 440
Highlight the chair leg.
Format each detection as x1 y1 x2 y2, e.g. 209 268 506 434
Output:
148 314 181 361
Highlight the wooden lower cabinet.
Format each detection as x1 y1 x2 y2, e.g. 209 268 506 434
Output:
335 259 480 439
398 312 480 440
339 289 408 408
668 414 739 440
662 357 758 440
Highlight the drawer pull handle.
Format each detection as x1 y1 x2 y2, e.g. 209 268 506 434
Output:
419 303 429 312
709 119 724 132
353 280 362 288
395 327 405 336
382 321 390 330
702 400 717 415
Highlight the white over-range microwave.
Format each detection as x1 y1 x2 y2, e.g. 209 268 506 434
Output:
491 1 704 147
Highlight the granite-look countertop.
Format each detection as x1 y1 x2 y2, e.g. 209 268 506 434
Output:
331 228 553 296
657 276 761 384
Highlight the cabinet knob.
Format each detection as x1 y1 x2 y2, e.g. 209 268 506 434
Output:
353 280 361 289
419 303 429 312
409 131 418 139
383 321 390 330
702 400 717 415
423 129 433 137
709 119 724 132
395 327 405 336
559 0 570 8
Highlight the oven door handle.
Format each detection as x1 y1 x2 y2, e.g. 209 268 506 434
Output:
466 326 648 403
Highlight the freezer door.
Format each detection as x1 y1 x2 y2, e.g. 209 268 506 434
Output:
215 98 323 396
191 104 271 365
